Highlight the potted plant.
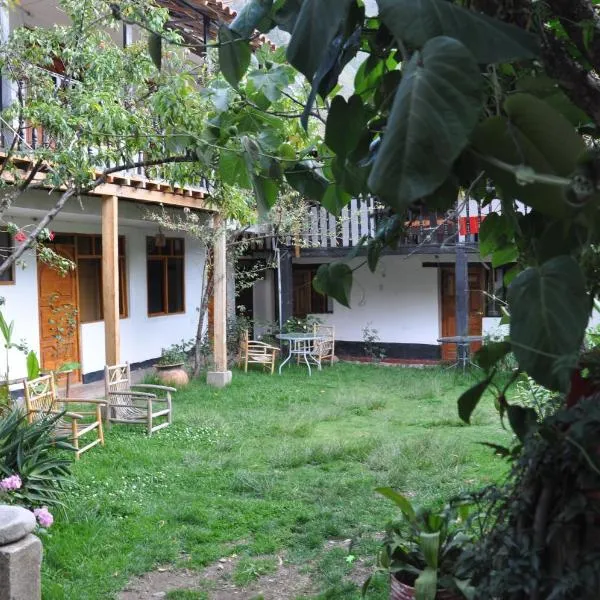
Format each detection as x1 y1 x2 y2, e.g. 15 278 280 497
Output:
154 339 192 385
364 488 474 600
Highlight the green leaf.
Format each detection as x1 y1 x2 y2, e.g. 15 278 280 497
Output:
321 185 351 216
313 262 353 308
230 0 273 38
218 25 251 89
472 117 568 218
414 565 438 600
368 36 482 210
286 0 353 81
508 256 591 391
375 488 416 521
479 213 513 258
504 93 586 177
506 404 538 442
252 174 279 218
148 33 162 70
273 0 303 33
458 377 492 424
0 311 11 344
325 95 366 157
285 163 330 203
419 532 440 570
26 351 40 380
247 65 292 103
377 0 540 64
219 149 252 189
475 341 511 372
491 245 519 268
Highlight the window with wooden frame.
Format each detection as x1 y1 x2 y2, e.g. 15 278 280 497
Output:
147 237 185 316
76 235 128 323
0 230 14 284
292 265 333 317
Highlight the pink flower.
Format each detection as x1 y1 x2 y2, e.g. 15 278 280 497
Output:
14 230 27 243
0 474 22 491
48 231 55 241
33 506 53 528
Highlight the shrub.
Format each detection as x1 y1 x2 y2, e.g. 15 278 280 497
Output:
0 409 73 509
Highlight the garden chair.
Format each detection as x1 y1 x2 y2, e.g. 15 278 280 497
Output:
104 363 174 435
240 330 279 374
313 324 336 366
23 373 106 460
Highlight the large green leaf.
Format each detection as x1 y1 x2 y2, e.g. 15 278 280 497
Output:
506 404 538 442
230 0 273 38
375 487 416 522
457 376 493 424
284 162 330 203
148 33 162 71
368 36 482 210
321 184 351 216
508 256 591 391
247 65 292 103
504 94 585 177
219 149 252 189
377 0 539 64
218 25 251 89
313 262 353 308
26 351 40 381
414 565 438 600
325 95 366 157
471 117 568 218
286 0 353 81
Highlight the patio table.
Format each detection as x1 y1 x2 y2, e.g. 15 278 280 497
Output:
276 333 326 376
437 335 484 371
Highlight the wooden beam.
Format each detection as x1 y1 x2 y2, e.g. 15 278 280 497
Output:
102 195 120 366
212 214 227 372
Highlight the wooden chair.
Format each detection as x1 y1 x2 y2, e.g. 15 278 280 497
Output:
24 374 106 460
240 330 279 374
313 324 336 366
104 363 174 435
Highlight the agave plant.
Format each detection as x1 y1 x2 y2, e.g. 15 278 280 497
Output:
0 409 73 508
364 488 474 600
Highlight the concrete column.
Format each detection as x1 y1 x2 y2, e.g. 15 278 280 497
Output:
207 215 232 388
0 505 42 600
278 248 293 329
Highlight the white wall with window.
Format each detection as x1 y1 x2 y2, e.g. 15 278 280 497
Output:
0 191 207 380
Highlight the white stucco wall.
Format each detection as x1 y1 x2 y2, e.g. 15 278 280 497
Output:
252 269 276 338
0 192 207 380
300 255 441 345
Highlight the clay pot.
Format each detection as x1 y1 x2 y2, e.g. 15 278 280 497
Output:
391 576 462 600
154 363 189 386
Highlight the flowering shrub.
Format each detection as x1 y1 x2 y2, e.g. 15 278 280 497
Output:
0 473 54 530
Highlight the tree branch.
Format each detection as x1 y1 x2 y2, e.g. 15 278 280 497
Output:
541 31 600 128
545 0 600 75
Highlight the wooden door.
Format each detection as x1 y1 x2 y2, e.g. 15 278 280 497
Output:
440 266 485 361
38 244 81 382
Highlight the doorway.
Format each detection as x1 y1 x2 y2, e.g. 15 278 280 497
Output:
440 265 485 361
38 242 81 382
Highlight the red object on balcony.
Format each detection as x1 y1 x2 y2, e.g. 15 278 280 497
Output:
459 216 484 235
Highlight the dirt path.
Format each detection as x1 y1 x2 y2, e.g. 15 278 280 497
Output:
118 540 373 599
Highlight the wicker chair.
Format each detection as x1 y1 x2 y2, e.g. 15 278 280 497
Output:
313 324 336 366
24 374 106 460
240 330 279 374
104 363 174 435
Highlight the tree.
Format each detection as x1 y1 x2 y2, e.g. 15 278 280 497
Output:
207 1 600 596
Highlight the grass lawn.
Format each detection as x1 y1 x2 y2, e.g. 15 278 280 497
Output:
41 363 510 600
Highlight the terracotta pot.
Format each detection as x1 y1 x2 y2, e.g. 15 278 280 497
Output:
390 576 462 600
154 363 189 386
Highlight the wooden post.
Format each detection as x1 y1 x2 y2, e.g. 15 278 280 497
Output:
207 214 231 387
279 247 294 329
102 195 120 366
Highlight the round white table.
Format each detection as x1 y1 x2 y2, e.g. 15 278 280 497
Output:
276 333 326 376
437 335 484 371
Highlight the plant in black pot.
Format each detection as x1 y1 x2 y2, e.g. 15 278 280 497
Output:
364 488 474 600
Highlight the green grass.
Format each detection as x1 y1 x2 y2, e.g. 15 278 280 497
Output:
41 364 509 599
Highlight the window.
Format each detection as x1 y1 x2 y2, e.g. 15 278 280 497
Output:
0 230 14 284
147 237 185 316
76 235 128 323
292 265 333 317
485 266 508 317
